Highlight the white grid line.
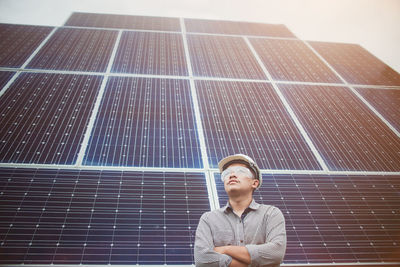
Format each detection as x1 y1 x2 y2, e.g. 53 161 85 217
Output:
75 30 123 166
0 163 399 176
0 27 58 98
180 18 218 210
243 36 330 171
303 40 400 138
2 67 400 90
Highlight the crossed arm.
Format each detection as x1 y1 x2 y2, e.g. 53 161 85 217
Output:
194 208 286 267
214 245 251 267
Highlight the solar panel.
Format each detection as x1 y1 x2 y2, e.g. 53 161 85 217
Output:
0 11 400 266
309 41 400 86
356 88 400 132
214 173 400 264
187 34 266 79
65 12 181 32
0 24 53 68
0 168 209 265
111 31 188 76
27 28 118 72
185 18 296 38
83 77 202 168
249 38 343 83
0 73 103 164
195 80 322 170
279 84 400 171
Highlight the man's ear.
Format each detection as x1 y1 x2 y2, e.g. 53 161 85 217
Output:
252 179 259 189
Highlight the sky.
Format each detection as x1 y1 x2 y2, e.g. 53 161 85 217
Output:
0 0 399 73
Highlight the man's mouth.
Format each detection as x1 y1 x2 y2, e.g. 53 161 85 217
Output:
228 180 238 185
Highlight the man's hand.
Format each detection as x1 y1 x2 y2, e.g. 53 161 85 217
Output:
214 245 251 265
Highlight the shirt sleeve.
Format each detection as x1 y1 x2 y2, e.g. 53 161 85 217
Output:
245 207 287 266
194 213 233 267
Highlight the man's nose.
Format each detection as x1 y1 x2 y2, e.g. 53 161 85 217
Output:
228 172 237 179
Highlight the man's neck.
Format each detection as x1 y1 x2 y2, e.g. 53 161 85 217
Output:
228 194 253 217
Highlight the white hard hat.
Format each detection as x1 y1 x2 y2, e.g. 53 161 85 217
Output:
218 154 262 188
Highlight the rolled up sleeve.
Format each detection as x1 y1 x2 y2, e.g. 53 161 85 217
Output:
194 213 233 267
245 207 286 266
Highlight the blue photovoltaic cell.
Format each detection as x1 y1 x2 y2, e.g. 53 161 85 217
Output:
84 77 202 168
184 18 296 38
195 80 322 170
0 168 209 265
279 84 400 172
187 34 266 79
111 31 188 76
0 24 53 68
0 73 103 164
65 12 181 32
356 88 400 132
0 71 15 89
214 173 400 264
27 28 118 72
250 38 343 83
309 41 400 86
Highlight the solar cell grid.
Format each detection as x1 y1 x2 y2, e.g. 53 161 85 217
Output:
27 28 118 72
0 168 209 265
84 77 202 168
0 73 103 164
65 12 181 32
187 34 266 79
111 31 188 76
184 18 296 38
0 24 53 68
250 38 343 83
195 80 322 170
309 41 400 86
279 84 400 172
355 88 400 132
214 173 400 264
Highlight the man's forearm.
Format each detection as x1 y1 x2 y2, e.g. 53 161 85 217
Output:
230 258 249 267
214 246 251 265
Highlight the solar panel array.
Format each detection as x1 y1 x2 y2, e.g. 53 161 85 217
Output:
0 12 399 266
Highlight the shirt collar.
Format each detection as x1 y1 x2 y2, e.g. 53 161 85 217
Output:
223 199 260 213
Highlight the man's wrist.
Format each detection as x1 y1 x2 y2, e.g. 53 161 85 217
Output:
214 245 230 254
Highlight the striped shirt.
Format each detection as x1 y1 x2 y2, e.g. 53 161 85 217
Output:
194 199 286 266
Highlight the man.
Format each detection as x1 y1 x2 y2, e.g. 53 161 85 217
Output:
194 154 286 266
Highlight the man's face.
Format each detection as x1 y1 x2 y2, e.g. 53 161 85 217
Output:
222 163 259 195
